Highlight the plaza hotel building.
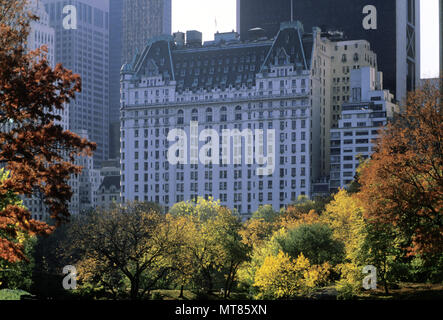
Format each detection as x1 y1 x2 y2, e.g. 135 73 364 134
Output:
120 21 381 214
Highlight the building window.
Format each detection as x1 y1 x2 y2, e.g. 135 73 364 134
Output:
177 109 184 124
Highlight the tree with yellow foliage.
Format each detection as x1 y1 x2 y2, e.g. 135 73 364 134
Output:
237 228 284 298
169 197 249 296
240 218 276 248
321 189 366 258
323 189 406 297
321 189 367 298
254 251 329 299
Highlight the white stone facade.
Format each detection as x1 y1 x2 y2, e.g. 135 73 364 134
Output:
120 25 314 214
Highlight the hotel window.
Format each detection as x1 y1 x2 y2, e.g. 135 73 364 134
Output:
235 106 242 120
206 108 213 122
191 109 198 121
177 110 184 124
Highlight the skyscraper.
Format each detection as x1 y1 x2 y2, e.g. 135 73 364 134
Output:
237 0 421 103
109 0 123 160
122 0 171 64
107 0 172 159
22 0 66 220
440 0 443 78
43 0 110 167
27 0 55 66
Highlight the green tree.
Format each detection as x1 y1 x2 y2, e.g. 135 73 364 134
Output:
207 207 250 298
359 222 407 295
251 205 279 222
276 223 345 266
0 169 35 290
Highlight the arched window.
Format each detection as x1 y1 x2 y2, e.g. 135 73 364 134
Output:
220 106 227 122
206 107 213 122
191 109 198 121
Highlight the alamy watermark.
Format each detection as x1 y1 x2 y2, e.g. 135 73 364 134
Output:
62 5 77 30
362 265 377 290
62 265 77 290
362 5 377 30
167 121 276 176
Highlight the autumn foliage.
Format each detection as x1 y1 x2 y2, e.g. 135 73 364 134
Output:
0 0 95 263
358 80 443 256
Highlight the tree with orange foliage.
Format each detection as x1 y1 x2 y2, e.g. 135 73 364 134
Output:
0 0 96 263
358 80 442 256
240 218 276 248
277 205 321 231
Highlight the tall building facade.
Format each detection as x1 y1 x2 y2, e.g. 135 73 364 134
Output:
26 1 70 130
440 0 443 78
27 0 55 67
122 0 171 63
308 30 378 177
120 24 316 214
43 0 110 167
237 0 420 104
330 67 398 191
119 21 396 212
109 0 123 160
22 0 67 220
108 0 172 160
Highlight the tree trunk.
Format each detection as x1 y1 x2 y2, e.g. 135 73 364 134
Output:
206 270 213 294
130 277 140 300
179 285 184 298
383 261 389 295
224 265 233 299
384 278 389 295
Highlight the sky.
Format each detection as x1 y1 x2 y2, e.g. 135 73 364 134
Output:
420 0 440 78
172 0 440 79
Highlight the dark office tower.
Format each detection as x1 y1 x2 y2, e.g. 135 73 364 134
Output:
122 0 171 64
237 0 421 103
43 0 110 167
109 0 123 160
440 0 443 78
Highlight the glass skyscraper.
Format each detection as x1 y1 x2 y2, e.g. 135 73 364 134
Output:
43 0 110 167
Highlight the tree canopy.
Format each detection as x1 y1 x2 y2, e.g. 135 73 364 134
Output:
358 80 443 256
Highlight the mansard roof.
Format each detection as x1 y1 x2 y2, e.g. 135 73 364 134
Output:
123 21 313 92
99 176 121 191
